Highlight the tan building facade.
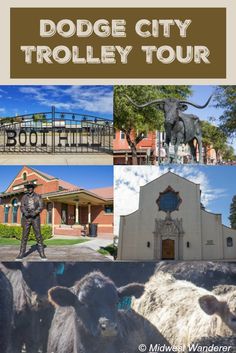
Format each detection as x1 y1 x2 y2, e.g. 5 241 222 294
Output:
118 172 236 261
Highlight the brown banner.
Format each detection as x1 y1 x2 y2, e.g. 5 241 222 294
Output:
10 8 226 78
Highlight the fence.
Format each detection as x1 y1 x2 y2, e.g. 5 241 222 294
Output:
0 107 113 154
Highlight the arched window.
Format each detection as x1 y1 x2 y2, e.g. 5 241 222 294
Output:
12 198 19 224
22 172 27 181
4 206 10 223
47 203 53 224
227 237 233 247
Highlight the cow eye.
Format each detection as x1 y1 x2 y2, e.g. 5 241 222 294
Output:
231 317 236 322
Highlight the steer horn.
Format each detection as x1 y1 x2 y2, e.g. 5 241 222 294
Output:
124 95 164 108
180 95 213 109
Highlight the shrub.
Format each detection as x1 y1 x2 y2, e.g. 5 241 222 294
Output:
98 244 117 257
0 224 21 238
0 224 52 241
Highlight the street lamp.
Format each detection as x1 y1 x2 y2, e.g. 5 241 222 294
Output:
113 236 119 260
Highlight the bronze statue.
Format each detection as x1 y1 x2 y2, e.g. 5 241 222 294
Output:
16 182 47 261
126 95 212 164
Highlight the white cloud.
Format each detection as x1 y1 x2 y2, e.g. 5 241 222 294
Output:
114 166 226 235
64 86 113 114
0 108 6 113
228 137 236 153
18 86 113 115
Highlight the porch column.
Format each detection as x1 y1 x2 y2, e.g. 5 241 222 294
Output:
88 203 91 224
75 201 79 224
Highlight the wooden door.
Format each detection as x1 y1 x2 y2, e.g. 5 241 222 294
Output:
162 239 175 260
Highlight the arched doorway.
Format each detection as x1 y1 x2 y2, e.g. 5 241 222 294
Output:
162 239 175 260
154 217 184 260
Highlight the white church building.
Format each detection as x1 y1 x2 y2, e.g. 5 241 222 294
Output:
118 171 236 261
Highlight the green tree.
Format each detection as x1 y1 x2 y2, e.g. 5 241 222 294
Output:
114 85 191 164
221 145 235 163
1 114 46 123
33 114 47 122
0 116 23 124
214 86 236 136
201 121 228 163
0 117 7 124
229 195 236 229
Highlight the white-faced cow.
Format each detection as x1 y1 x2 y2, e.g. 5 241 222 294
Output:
132 271 236 348
47 271 172 353
126 95 212 163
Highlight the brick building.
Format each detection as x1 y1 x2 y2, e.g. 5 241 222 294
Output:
0 166 113 238
113 129 216 164
113 130 157 165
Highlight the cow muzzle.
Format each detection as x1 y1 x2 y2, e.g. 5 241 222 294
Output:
98 317 118 337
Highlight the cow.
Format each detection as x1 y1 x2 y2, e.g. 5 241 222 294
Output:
213 285 236 296
132 271 236 349
57 262 156 288
0 270 13 353
125 95 212 163
0 262 58 353
47 271 172 353
55 262 236 292
155 261 236 291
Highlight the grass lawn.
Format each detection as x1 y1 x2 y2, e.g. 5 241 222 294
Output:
0 238 90 246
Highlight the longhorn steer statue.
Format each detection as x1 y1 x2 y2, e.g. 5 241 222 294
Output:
125 95 212 164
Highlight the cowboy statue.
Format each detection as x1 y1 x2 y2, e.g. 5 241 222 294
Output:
16 182 47 261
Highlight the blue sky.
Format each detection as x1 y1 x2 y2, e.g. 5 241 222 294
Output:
114 165 236 234
179 85 236 151
175 165 236 226
0 166 113 192
186 85 222 121
0 85 223 122
0 84 228 125
0 86 113 120
0 84 234 149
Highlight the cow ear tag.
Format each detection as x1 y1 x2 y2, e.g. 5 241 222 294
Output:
56 263 65 275
117 296 132 311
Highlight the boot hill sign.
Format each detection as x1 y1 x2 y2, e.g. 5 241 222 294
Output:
0 107 113 154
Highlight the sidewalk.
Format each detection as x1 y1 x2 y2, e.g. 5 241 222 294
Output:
0 245 112 261
0 154 113 165
53 235 112 252
74 238 112 251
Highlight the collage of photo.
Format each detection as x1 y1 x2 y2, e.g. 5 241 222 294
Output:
0 85 236 353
